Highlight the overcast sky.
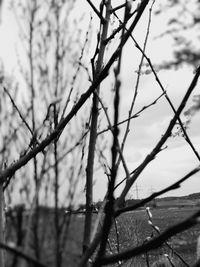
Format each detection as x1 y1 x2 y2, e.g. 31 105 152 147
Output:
0 0 200 203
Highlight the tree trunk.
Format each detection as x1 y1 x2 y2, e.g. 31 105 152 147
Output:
83 0 111 259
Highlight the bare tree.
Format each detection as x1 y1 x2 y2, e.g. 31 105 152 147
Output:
0 0 200 267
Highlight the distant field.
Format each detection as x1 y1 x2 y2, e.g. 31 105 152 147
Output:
59 206 200 266
108 206 200 266
156 198 200 208
5 206 200 266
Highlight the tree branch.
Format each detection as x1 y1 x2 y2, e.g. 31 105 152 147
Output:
116 65 200 207
100 210 200 265
0 242 46 267
86 0 106 24
0 0 150 185
115 165 200 216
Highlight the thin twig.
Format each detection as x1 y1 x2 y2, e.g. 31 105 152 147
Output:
131 36 200 162
86 0 106 24
146 208 189 267
83 0 111 256
93 2 130 265
116 66 200 207
98 91 165 135
0 0 150 186
104 5 135 45
61 15 92 119
116 0 155 169
3 87 33 136
95 92 130 182
112 0 200 163
111 3 127 13
0 242 46 267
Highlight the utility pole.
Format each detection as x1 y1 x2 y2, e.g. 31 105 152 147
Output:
133 183 142 199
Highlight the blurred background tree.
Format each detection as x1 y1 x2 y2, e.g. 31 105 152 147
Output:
155 0 200 118
156 0 200 69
